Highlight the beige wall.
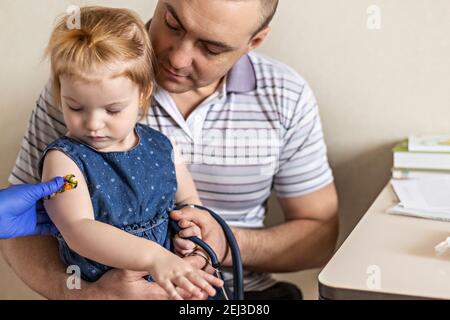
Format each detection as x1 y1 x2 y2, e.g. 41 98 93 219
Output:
1 0 449 299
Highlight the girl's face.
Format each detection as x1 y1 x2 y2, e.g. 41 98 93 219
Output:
59 72 142 152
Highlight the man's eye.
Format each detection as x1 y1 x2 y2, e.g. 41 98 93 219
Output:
203 45 222 57
164 12 181 31
165 20 180 31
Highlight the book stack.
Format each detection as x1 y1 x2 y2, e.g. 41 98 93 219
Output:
392 135 450 179
389 135 450 222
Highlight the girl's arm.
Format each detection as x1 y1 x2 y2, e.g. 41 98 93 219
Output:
42 150 222 299
42 150 165 271
172 142 202 206
171 141 214 266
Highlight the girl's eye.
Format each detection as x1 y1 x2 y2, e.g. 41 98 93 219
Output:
68 106 82 112
107 110 121 115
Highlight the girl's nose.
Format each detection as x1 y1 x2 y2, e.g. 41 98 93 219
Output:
85 114 105 132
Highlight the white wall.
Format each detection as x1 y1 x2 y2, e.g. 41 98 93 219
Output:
1 0 449 299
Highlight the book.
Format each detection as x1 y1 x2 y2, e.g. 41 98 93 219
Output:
409 135 450 153
392 168 450 179
393 140 450 171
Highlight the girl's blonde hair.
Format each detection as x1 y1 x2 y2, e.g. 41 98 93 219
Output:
45 6 154 118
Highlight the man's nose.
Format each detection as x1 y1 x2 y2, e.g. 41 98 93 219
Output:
168 41 194 70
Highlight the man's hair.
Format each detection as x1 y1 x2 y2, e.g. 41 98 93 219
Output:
226 0 278 37
254 0 279 37
45 6 154 118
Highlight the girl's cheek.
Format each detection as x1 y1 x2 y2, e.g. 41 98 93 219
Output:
67 116 83 131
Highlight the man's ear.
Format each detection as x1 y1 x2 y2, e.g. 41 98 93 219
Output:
247 27 271 52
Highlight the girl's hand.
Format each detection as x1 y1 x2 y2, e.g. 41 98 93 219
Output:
150 251 223 300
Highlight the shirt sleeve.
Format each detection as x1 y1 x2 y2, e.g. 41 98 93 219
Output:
8 80 67 185
273 81 334 198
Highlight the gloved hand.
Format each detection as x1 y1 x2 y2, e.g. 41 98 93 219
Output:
0 177 64 239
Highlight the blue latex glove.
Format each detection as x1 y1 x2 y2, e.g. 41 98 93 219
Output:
0 177 65 239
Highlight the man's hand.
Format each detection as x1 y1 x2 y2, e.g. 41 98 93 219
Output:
183 253 216 275
170 207 229 265
172 218 202 257
0 177 64 239
171 218 217 274
82 269 209 300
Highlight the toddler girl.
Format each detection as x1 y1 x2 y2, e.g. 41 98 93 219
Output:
40 6 223 300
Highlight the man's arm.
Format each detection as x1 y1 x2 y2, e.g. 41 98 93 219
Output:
0 236 197 300
222 182 338 272
0 236 90 299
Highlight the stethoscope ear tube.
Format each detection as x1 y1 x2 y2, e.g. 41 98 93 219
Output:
173 204 244 300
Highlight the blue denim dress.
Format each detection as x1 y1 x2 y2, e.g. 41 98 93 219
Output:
39 124 177 282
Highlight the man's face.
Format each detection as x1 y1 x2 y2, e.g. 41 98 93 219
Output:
149 0 266 93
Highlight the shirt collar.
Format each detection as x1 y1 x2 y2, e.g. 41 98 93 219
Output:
226 54 257 93
153 53 256 104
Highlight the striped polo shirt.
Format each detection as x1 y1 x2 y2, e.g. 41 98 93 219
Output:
9 52 333 291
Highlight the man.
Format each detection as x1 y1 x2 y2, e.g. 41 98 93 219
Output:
1 0 338 300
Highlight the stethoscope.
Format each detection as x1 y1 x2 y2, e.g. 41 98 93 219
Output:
170 204 244 300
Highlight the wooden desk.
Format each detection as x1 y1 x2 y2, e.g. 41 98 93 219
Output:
318 183 450 299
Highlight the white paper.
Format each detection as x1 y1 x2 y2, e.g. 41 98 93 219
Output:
391 178 450 210
387 205 450 222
